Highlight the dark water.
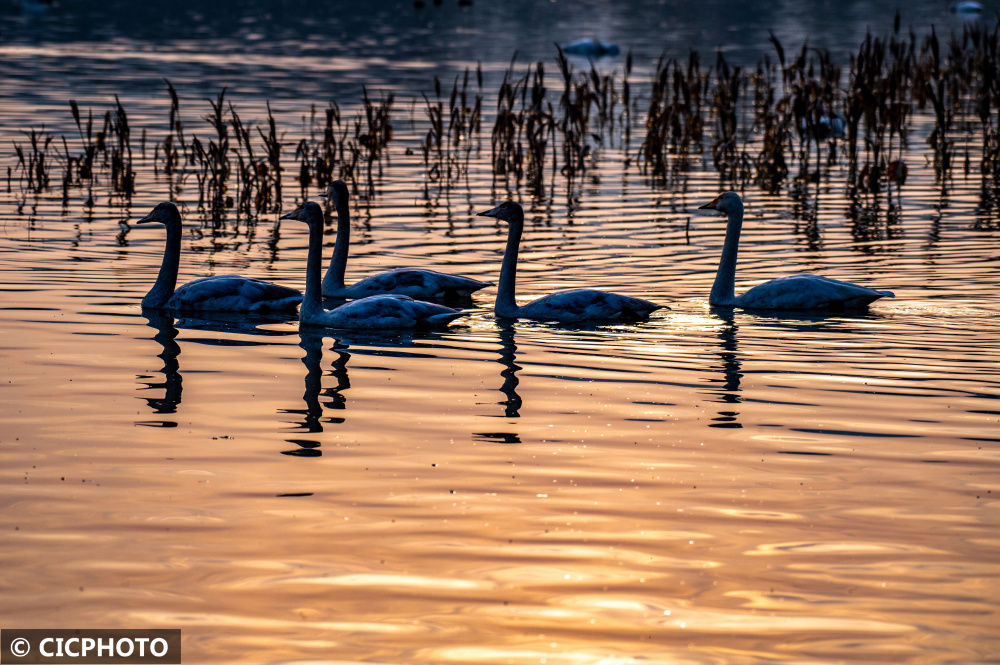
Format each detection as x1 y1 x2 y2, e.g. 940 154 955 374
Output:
2 1 999 663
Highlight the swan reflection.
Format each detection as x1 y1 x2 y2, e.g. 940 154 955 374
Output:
136 308 296 427
137 309 182 424
708 308 742 429
279 328 459 455
473 322 522 444
497 322 522 418
279 329 352 456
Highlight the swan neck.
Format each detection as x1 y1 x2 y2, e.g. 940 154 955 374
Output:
496 214 523 317
144 219 181 308
710 204 743 307
303 219 325 318
323 196 349 292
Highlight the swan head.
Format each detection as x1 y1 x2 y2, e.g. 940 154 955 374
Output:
477 201 523 223
136 202 181 226
698 191 743 215
280 201 324 225
321 180 350 209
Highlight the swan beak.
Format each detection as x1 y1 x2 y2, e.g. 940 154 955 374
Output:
135 213 156 224
477 205 501 218
698 196 721 210
279 207 301 220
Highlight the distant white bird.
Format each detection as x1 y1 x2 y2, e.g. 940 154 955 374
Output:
698 192 893 310
320 180 490 302
137 202 301 313
477 201 663 323
562 38 620 57
282 202 465 329
951 1 983 14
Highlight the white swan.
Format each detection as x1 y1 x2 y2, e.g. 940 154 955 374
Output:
699 192 894 310
951 1 983 14
478 201 664 323
282 202 465 329
562 38 620 57
320 180 491 301
137 202 302 313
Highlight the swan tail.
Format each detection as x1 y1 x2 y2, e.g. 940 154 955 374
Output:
851 289 894 308
623 297 667 319
636 302 668 316
440 276 493 299
455 279 494 296
425 310 466 327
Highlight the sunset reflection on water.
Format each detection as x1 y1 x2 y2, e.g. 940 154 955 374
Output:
1 1 999 663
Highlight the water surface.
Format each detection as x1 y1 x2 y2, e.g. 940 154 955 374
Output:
1 1 999 663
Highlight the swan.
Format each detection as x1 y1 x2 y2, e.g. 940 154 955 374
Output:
951 1 983 14
477 201 663 323
137 202 302 313
282 202 465 329
699 192 894 310
319 180 491 302
562 38 620 57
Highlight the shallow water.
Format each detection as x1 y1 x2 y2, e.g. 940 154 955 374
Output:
2 1 999 664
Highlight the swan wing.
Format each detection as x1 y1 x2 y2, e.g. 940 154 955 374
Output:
737 274 893 310
338 268 491 300
168 275 302 313
308 294 464 329
517 289 663 323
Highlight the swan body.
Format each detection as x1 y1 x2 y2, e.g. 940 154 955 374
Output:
283 202 465 329
499 288 661 323
301 293 465 329
333 267 489 302
137 202 301 313
699 192 893 310
162 274 301 313
478 201 663 323
321 180 491 301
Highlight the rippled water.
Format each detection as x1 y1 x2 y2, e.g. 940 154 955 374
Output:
2 1 999 663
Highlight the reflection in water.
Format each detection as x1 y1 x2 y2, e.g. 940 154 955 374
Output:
496 322 522 418
279 328 352 456
846 187 905 251
474 322 523 444
788 180 822 250
708 308 743 429
136 309 297 428
173 312 297 335
136 309 182 425
473 432 523 444
925 180 951 249
974 175 1000 230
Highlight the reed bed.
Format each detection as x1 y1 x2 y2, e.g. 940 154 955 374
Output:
7 15 999 224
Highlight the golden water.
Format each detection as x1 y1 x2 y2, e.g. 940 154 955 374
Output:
2 2 999 663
